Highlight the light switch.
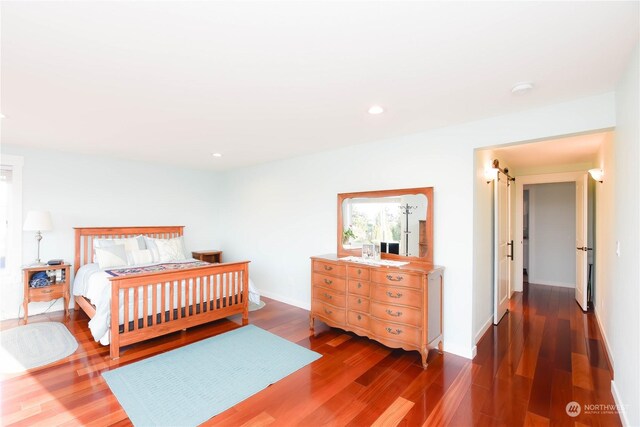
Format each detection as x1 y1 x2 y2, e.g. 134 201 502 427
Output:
616 241 620 257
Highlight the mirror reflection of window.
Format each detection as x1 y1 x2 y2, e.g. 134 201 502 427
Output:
342 194 427 256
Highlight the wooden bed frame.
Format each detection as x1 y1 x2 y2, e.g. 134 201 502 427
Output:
74 226 250 359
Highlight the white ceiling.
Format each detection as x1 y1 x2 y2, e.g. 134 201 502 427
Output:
492 131 610 173
1 1 638 171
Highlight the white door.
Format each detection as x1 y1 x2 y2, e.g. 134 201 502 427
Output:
494 172 511 324
575 173 588 311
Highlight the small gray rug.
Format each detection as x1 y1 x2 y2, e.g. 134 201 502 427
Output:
0 322 78 374
248 300 266 311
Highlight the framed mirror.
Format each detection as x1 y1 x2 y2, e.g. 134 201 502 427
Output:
337 187 433 264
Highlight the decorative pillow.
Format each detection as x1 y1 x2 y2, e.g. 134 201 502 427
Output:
155 238 187 262
127 249 153 266
93 236 146 263
95 244 128 269
94 236 145 252
144 236 189 262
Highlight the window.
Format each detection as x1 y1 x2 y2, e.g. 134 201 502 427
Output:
0 155 23 275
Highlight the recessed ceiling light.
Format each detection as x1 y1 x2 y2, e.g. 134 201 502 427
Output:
212 153 223 158
368 105 385 115
511 82 534 95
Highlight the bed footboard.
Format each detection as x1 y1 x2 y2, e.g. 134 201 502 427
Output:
108 261 250 359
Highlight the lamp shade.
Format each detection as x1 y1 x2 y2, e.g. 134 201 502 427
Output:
484 167 499 183
23 211 53 232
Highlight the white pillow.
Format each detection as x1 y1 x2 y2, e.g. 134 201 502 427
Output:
93 236 145 263
144 236 189 262
155 238 187 262
94 236 145 252
95 244 128 269
127 249 153 266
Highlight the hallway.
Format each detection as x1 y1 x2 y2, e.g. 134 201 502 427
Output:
468 282 620 425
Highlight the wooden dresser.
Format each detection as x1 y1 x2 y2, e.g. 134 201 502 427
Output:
310 254 443 368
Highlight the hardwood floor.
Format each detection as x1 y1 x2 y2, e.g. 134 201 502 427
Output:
1 283 621 426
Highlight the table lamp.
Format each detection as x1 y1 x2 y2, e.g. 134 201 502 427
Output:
23 210 53 265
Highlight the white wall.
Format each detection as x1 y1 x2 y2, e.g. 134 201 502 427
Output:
527 182 576 287
0 92 618 361
0 145 221 320
219 92 615 359
596 44 639 427
472 148 496 345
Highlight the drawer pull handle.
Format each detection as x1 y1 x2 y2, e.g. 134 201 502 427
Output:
357 298 362 304
323 292 333 300
386 327 403 335
357 314 362 320
386 309 402 317
357 269 362 275
42 289 53 294
357 282 362 288
324 308 333 315
324 265 333 271
324 279 333 285
386 275 404 282
386 291 403 298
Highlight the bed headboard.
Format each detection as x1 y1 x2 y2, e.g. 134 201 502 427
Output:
73 226 184 274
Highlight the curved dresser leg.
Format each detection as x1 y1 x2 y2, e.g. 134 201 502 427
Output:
309 314 314 331
421 350 429 369
438 340 444 354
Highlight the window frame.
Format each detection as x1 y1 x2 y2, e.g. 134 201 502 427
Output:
0 154 24 277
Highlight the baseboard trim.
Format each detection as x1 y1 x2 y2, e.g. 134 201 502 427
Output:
594 307 615 373
611 380 630 426
259 290 309 311
443 342 475 360
527 278 575 288
474 314 494 346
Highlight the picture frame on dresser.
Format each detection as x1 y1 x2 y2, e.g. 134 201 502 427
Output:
311 187 443 369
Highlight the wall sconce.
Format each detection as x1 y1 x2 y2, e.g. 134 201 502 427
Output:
485 159 514 184
588 168 604 183
484 167 499 183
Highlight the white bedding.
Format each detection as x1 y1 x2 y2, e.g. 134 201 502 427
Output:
73 259 259 345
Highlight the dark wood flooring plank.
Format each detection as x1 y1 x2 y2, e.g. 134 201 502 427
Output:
1 286 623 427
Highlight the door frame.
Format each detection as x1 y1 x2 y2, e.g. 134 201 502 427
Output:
514 171 588 293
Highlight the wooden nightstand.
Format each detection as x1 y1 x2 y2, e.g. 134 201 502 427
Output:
22 263 71 323
191 250 223 264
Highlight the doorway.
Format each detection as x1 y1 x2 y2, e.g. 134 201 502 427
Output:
515 172 591 311
523 182 577 288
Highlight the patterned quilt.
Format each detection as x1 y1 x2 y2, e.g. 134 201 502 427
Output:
105 261 212 277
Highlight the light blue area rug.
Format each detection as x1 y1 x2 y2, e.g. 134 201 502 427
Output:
0 322 78 374
102 325 321 426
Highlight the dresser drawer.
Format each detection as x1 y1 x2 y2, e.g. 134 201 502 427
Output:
347 265 370 281
313 286 346 307
313 260 346 277
371 318 421 346
347 295 370 312
371 301 422 327
347 279 370 296
313 300 346 325
371 285 423 309
371 270 422 289
28 285 64 301
313 273 346 292
347 311 370 330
